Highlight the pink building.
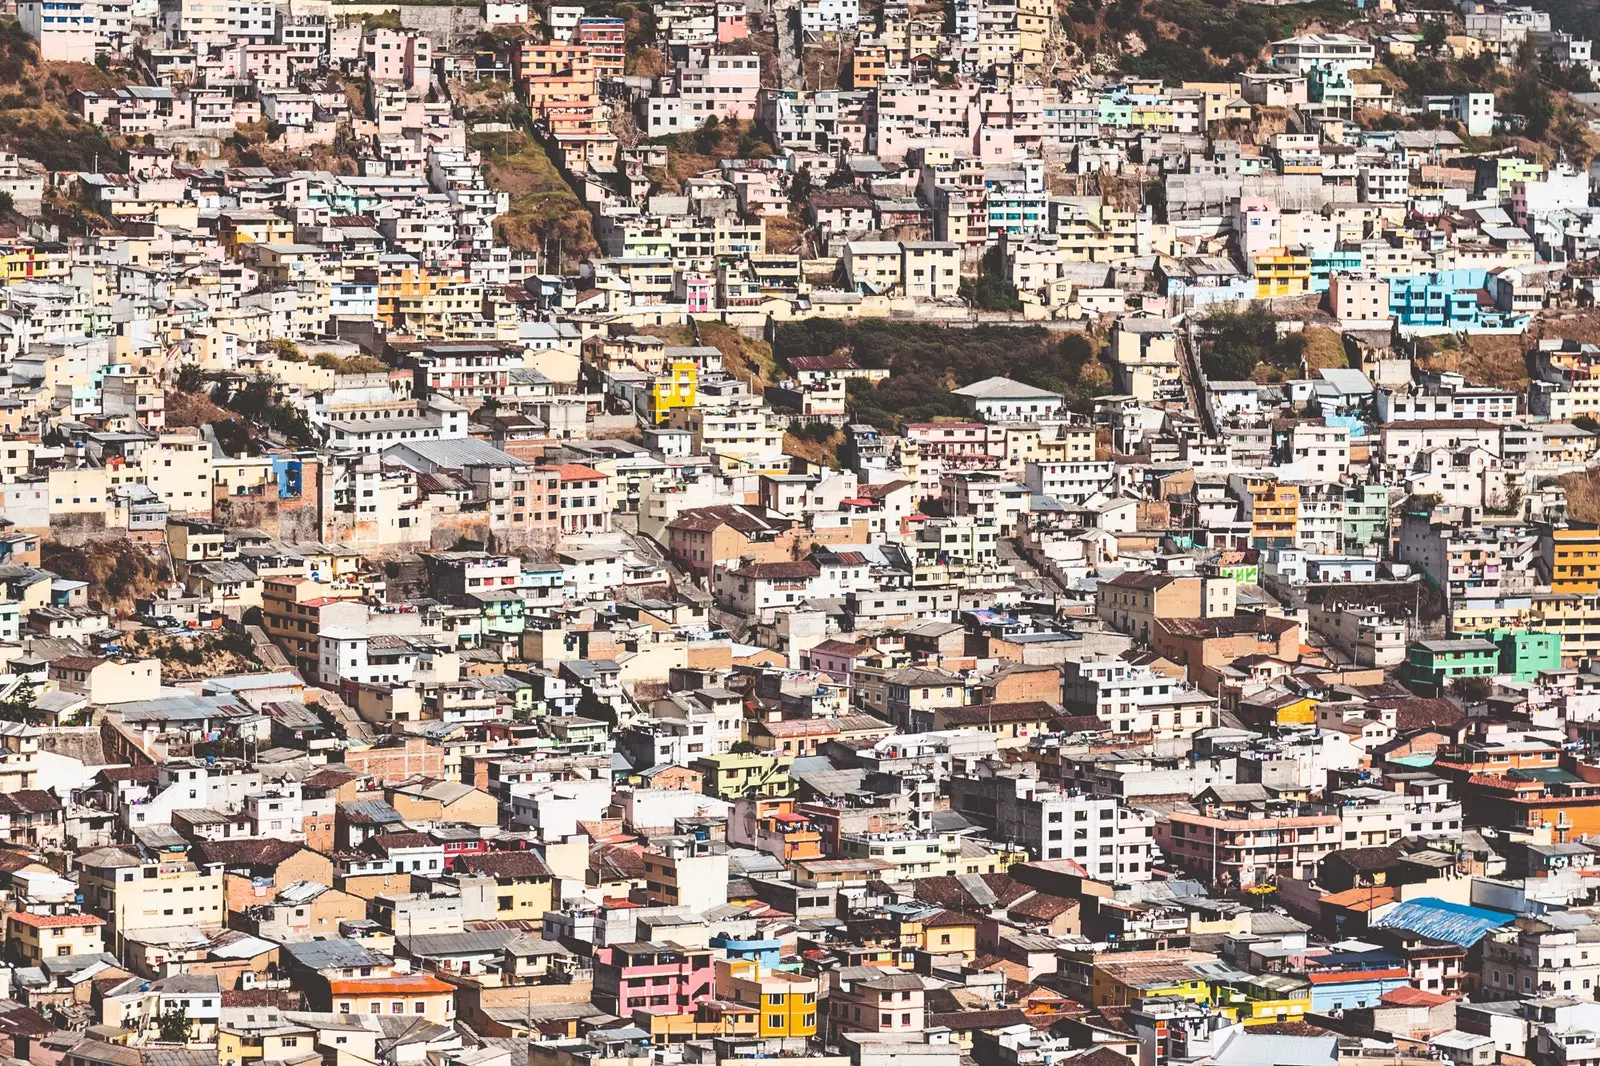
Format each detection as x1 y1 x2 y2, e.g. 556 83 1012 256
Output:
800 638 868 684
680 50 761 122
873 84 979 163
716 0 748 41
240 43 291 88
903 421 1003 461
827 969 928 1035
594 941 717 1016
364 28 431 88
683 275 712 313
1234 196 1282 259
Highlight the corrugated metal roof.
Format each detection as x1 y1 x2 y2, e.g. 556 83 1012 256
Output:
1371 897 1514 946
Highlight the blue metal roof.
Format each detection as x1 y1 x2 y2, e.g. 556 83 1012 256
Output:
1371 897 1514 946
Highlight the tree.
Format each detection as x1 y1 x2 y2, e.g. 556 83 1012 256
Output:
0 191 12 215
1204 341 1262 381
1449 676 1494 703
176 363 205 393
691 115 721 155
157 1003 191 1044
789 164 814 205
1515 71 1555 140
959 245 1023 311
1422 18 1447 51
0 677 37 724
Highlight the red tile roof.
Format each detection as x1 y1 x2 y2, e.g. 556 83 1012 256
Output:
8 912 104 928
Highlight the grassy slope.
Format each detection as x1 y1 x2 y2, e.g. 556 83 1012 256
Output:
0 27 127 171
471 129 599 263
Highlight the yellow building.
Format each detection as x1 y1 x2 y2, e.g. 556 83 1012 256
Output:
1236 976 1311 1025
1450 595 1535 635
6 912 106 963
715 959 819 1039
376 265 469 326
219 1022 316 1066
1082 950 1221 1008
456 852 555 927
901 910 979 957
650 359 698 424
637 1007 758 1046
220 210 295 251
0 243 70 282
1530 591 1600 664
1254 248 1313 298
77 847 225 954
1239 691 1317 728
1237 475 1300 548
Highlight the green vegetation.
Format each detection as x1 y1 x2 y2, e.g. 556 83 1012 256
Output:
176 364 206 393
1197 305 1303 382
700 322 778 389
775 321 1112 430
960 246 1023 312
312 352 389 374
122 628 259 680
210 373 316 448
1065 0 1352 81
0 21 122 172
1302 327 1349 372
471 129 598 265
157 1005 191 1044
783 421 842 468
0 677 37 724
644 118 774 194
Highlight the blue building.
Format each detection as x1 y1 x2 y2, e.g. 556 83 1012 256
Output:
1304 947 1412 1011
1389 268 1532 333
710 932 782 966
1310 248 1364 292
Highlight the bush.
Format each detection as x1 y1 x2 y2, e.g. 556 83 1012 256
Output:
959 245 1022 311
777 320 1113 429
1197 306 1303 380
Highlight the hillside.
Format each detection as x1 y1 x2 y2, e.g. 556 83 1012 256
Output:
472 129 599 267
41 539 171 617
1065 0 1354 81
774 320 1112 430
0 22 125 172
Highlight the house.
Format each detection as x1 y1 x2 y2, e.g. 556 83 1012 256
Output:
951 377 1067 422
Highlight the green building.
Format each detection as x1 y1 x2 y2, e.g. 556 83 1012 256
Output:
1491 628 1562 682
1400 637 1500 697
1343 484 1390 556
692 751 795 800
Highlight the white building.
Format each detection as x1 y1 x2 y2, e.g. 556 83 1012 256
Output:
798 0 858 34
1453 93 1495 137
952 376 1067 422
1270 33 1376 74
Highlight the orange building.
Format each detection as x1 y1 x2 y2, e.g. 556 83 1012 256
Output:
515 41 597 117
1544 525 1600 593
327 973 455 1022
1152 615 1301 696
1458 769 1600 842
1235 475 1300 548
853 44 887 88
